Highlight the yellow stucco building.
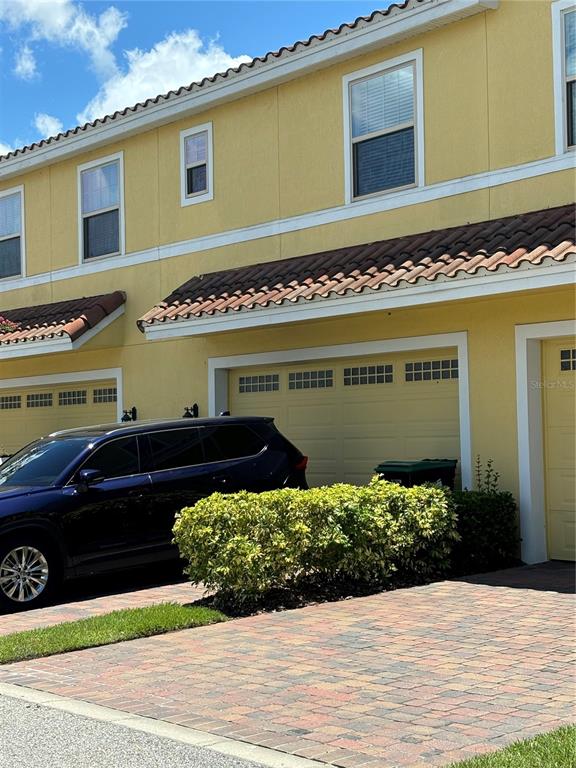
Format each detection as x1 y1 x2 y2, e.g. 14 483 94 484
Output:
0 0 574 563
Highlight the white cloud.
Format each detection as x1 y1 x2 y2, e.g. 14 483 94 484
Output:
34 112 64 138
0 0 127 79
0 141 14 157
14 44 37 80
78 29 251 124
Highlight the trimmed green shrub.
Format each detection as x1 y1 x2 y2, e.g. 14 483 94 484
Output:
173 478 458 607
449 458 519 575
451 489 519 574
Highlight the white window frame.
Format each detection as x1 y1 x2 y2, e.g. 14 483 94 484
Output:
180 122 214 207
343 49 424 205
552 0 576 155
0 185 25 281
77 151 125 264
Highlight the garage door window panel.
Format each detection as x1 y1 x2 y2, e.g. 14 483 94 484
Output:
27 393 53 408
93 387 117 403
344 364 393 385
58 390 87 406
0 396 20 410
405 359 458 382
560 348 576 370
289 370 333 390
239 374 279 393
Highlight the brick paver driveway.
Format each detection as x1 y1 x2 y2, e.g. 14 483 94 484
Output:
0 563 573 768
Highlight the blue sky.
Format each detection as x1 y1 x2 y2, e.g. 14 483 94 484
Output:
0 1 388 156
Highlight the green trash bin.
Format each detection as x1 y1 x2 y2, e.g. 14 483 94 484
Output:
374 459 458 489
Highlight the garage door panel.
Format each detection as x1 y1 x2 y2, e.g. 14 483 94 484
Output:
342 436 400 460
230 352 460 489
546 428 575 468
286 404 338 427
543 338 575 561
0 379 118 455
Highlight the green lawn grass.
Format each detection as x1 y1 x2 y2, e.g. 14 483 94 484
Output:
450 725 575 768
0 602 227 664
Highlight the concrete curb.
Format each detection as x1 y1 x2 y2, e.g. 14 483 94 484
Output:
0 681 326 768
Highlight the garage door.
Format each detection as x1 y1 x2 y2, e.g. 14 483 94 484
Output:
0 379 118 455
543 338 576 561
230 349 460 487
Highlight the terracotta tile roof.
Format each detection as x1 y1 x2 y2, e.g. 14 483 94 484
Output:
0 0 422 163
0 291 126 346
138 205 576 329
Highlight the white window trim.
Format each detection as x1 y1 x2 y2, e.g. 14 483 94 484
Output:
552 0 576 155
343 49 424 205
515 319 576 564
208 331 472 490
77 151 125 265
0 367 124 422
0 184 25 281
180 123 214 207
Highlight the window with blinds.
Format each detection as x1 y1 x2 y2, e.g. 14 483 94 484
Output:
0 190 22 280
565 10 576 147
180 124 213 206
349 62 416 198
80 158 121 261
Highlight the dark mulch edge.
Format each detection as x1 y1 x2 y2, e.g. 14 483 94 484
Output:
187 559 527 617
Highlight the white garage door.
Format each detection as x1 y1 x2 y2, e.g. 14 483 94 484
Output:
542 338 576 561
0 379 118 456
230 349 460 487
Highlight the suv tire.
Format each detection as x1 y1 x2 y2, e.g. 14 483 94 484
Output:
0 534 61 612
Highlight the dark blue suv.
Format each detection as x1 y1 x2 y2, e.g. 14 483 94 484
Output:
0 417 307 610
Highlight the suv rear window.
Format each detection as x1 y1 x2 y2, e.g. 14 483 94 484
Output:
202 424 266 462
147 428 204 472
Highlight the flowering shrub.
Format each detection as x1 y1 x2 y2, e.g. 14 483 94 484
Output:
0 316 19 334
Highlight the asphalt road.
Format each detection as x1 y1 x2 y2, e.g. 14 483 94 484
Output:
0 694 263 768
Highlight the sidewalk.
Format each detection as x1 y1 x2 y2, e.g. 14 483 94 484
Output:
0 580 204 636
0 563 573 768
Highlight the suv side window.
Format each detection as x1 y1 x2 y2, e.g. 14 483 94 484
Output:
80 437 140 479
147 428 204 472
202 424 266 462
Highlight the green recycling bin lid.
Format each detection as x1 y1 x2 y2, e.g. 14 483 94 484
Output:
374 459 458 473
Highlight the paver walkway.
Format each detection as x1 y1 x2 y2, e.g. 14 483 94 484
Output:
0 581 204 636
0 563 574 768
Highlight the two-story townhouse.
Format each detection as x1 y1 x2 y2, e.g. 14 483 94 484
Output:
0 0 574 564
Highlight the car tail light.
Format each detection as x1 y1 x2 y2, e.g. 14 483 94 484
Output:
294 456 308 471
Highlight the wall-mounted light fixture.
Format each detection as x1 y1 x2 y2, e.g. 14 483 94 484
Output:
182 403 199 418
121 406 138 422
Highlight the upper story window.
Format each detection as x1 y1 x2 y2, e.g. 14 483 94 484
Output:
553 1 576 153
565 9 575 147
180 123 213 207
343 50 423 203
0 187 23 280
78 153 124 262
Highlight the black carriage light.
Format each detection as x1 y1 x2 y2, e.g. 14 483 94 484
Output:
121 406 138 422
182 403 199 418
